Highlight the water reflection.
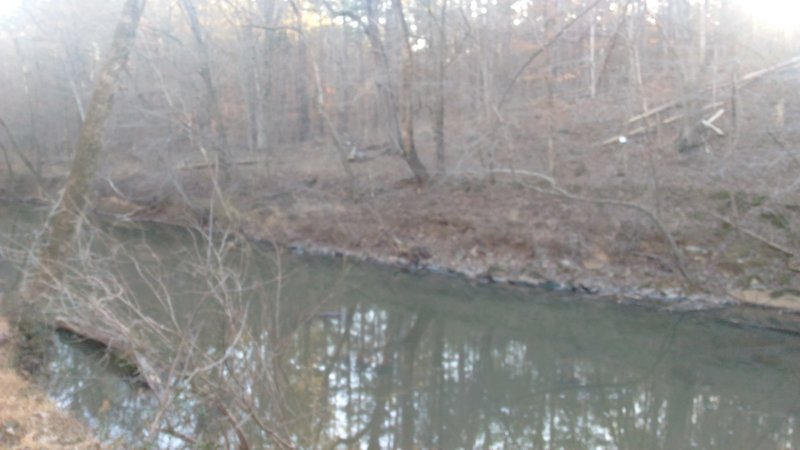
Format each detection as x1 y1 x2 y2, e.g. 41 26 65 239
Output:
45 254 800 449
2 203 800 449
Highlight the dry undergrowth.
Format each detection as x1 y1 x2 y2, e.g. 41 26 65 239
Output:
0 317 98 450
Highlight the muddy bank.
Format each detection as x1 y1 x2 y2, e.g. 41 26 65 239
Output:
0 316 98 449
3 165 800 333
266 239 800 336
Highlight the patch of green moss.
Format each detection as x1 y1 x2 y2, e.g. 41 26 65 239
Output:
759 211 790 230
785 204 800 213
713 221 732 238
749 193 767 208
775 273 793 286
710 190 767 214
708 191 730 202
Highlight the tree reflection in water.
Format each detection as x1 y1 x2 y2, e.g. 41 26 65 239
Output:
42 245 800 449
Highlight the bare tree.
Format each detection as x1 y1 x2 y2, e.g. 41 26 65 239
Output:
431 0 448 176
35 0 147 288
180 0 233 174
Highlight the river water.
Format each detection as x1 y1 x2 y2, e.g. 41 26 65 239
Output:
1 202 800 449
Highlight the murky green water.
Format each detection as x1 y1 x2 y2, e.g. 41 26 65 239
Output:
2 202 800 449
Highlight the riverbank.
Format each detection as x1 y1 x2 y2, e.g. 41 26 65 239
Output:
2 152 799 325
0 316 98 449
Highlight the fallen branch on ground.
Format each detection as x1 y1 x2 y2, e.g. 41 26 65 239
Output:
178 159 260 170
602 54 800 145
601 103 723 146
627 55 800 126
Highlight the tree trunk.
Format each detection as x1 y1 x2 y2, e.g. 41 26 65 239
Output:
588 17 596 98
295 38 312 142
38 0 147 281
12 0 146 375
240 18 266 153
676 0 708 153
361 0 430 186
392 0 430 185
181 0 232 173
433 0 448 176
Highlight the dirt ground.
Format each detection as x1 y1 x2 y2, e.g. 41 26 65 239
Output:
0 316 98 450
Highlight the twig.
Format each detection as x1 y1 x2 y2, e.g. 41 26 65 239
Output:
218 400 251 450
498 0 605 109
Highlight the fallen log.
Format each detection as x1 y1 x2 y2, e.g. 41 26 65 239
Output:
602 54 800 145
54 318 162 391
601 102 723 146
177 159 260 171
628 55 800 126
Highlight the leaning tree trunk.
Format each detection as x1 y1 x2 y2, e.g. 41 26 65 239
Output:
38 0 147 283
14 0 146 373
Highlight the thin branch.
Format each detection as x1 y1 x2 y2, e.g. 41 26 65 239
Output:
498 0 605 108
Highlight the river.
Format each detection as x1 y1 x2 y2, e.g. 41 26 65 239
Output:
1 202 800 449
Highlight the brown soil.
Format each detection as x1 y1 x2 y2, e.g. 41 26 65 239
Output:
0 317 98 450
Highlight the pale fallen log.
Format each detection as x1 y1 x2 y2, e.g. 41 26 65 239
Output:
603 55 800 145
625 55 800 126
178 159 260 170
55 318 162 391
602 102 723 145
